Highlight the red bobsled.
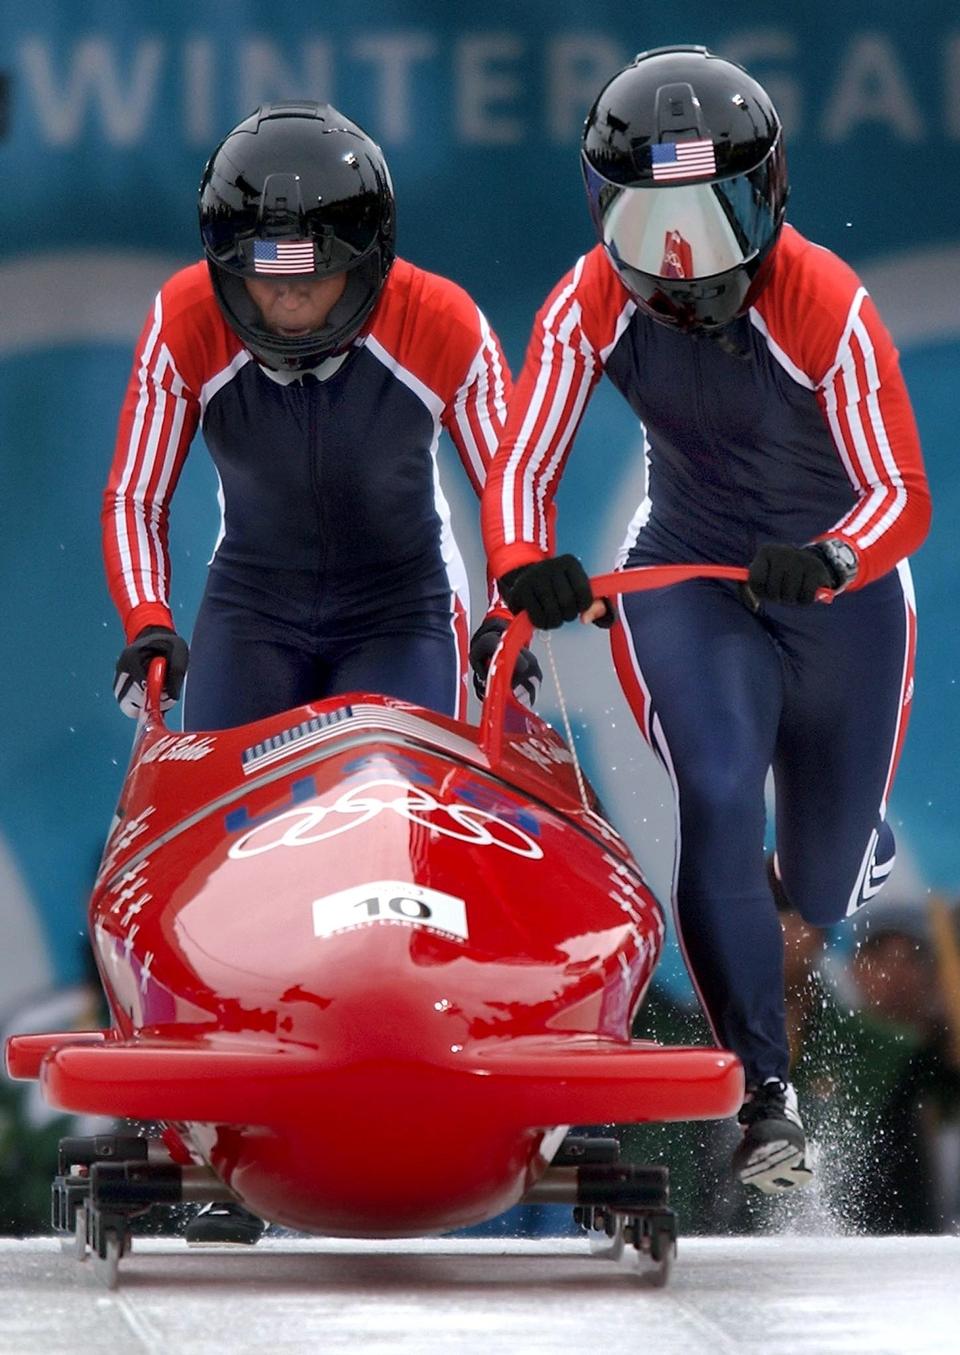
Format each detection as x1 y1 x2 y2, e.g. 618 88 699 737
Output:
7 566 745 1252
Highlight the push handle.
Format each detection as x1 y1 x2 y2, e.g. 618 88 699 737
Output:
144 655 168 726
479 563 751 766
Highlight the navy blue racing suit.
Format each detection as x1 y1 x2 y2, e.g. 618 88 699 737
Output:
104 258 509 730
484 225 930 1085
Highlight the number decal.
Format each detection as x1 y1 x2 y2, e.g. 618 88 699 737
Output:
313 880 467 941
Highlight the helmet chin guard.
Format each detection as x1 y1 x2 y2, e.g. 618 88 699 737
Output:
199 102 396 369
581 46 789 331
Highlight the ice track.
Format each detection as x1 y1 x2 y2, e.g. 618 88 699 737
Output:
0 1235 956 1354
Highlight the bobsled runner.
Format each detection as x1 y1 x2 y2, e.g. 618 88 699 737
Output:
6 565 750 1287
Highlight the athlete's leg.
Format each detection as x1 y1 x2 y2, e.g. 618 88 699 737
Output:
322 612 467 719
615 580 789 1084
184 592 320 732
772 564 915 926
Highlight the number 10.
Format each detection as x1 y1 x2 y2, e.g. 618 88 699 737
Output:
356 894 432 920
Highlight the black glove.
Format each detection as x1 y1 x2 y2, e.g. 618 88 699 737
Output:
499 554 594 630
114 625 189 718
747 544 838 607
469 618 543 705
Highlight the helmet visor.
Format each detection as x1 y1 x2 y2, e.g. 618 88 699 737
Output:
584 153 782 282
209 251 387 370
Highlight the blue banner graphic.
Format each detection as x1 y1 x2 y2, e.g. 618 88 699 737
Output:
1 1 957 997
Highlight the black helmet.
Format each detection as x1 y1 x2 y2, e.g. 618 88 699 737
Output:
199 102 396 370
581 46 788 331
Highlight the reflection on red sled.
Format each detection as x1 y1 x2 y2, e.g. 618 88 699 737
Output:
6 566 749 1282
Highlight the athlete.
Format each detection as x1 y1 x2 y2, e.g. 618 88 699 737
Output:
102 101 532 1242
480 47 931 1194
104 100 539 738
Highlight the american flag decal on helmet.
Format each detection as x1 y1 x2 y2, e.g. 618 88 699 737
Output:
253 239 316 274
651 139 717 181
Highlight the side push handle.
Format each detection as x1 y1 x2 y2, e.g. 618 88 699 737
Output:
144 655 168 727
479 563 752 768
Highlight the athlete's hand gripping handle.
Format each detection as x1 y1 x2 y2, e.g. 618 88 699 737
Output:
114 626 188 719
469 617 543 705
498 555 595 630
746 543 847 607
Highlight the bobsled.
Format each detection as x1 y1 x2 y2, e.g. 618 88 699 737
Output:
6 565 747 1284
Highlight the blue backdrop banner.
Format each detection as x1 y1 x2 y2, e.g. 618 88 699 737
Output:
1 0 957 999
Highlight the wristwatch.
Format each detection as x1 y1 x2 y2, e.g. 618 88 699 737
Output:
811 538 859 589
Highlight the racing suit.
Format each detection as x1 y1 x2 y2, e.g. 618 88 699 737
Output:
104 257 509 729
482 224 931 1084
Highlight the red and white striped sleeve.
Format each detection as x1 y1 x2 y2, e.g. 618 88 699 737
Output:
482 247 633 579
813 286 930 586
756 229 931 589
102 278 201 641
443 306 510 497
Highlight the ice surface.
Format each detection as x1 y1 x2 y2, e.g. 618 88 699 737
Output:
0 1235 956 1354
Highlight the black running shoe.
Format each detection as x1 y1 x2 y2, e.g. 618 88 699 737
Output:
732 1078 816 1194
184 1203 265 1245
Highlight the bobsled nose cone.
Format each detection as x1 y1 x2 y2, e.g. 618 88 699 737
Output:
313 968 467 1068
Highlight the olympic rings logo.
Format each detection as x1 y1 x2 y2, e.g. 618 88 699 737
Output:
227 779 544 860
